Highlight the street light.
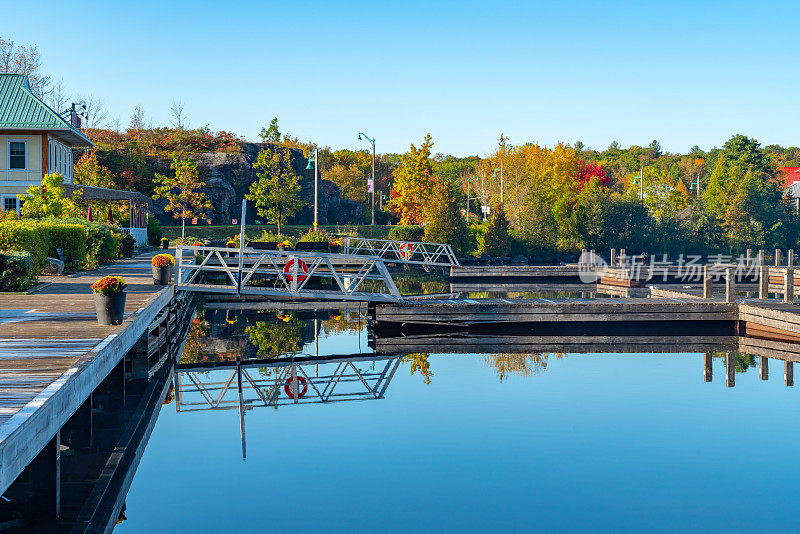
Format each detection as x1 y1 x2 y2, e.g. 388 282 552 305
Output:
305 148 319 229
631 166 644 201
358 132 376 225
492 160 504 203
690 175 701 197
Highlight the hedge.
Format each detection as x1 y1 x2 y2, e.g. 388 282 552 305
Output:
0 218 120 275
0 250 35 291
388 225 425 241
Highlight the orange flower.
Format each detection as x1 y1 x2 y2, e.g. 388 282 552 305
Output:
152 254 175 268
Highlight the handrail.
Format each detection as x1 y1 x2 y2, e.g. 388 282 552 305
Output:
343 237 460 268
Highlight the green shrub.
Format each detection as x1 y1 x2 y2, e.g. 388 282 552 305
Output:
299 228 330 243
37 220 87 264
0 250 35 291
57 218 118 268
389 225 425 241
120 233 135 257
0 221 51 271
148 217 163 246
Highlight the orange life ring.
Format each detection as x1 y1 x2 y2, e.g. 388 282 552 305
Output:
284 376 308 398
283 258 309 282
399 242 415 259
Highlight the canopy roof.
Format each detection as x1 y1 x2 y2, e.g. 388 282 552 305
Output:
0 74 93 148
63 184 153 207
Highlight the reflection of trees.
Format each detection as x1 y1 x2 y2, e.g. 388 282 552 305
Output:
246 315 303 358
322 312 363 335
360 274 446 296
484 353 564 381
180 319 210 364
712 352 757 373
402 353 434 385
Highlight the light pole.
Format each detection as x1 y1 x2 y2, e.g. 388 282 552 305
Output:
690 175 701 197
465 175 478 222
358 132 376 225
305 148 319 229
632 166 644 201
492 160 504 203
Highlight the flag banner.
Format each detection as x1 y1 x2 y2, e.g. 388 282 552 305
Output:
367 178 374 193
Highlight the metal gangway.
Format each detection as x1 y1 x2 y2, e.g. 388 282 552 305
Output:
343 237 460 268
175 245 403 302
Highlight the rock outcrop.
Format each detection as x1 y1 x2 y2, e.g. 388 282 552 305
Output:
155 142 365 226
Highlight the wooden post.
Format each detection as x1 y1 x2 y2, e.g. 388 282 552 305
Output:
725 352 735 387
620 248 626 266
785 361 793 387
760 356 768 381
590 249 596 267
580 249 587 268
704 353 712 382
758 249 764 266
746 249 753 267
725 266 735 303
775 249 782 267
759 265 769 299
703 265 713 299
789 249 795 268
784 266 793 303
610 248 617 267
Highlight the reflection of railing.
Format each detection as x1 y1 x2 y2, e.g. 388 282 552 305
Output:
343 238 460 268
175 246 402 302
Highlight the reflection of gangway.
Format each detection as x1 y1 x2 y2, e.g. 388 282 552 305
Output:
344 237 460 268
174 353 401 458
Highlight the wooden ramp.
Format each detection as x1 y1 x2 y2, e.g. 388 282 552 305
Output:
0 252 174 496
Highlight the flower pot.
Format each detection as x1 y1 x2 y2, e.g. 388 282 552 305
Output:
94 292 126 325
161 242 169 250
152 264 172 285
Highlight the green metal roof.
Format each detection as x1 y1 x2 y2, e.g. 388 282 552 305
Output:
0 74 93 147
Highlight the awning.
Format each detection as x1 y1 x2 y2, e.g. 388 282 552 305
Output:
63 184 154 207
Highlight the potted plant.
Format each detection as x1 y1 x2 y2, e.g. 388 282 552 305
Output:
160 237 169 250
91 276 127 325
279 239 293 251
226 239 237 258
152 254 175 285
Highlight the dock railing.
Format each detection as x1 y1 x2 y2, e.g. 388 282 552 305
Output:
174 245 403 302
343 237 460 268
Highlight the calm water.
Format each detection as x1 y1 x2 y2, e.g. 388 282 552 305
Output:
114 309 799 533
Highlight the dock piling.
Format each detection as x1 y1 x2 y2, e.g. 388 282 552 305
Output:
725 267 735 303
725 352 735 387
704 353 712 382
760 356 769 380
759 265 769 299
785 361 794 387
784 266 794 303
610 248 617 267
703 265 713 299
746 249 753 267
776 249 782 267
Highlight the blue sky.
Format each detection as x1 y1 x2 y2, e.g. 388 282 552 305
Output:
6 0 800 156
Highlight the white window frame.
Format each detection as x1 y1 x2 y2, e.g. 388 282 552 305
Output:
7 138 28 171
1 194 19 216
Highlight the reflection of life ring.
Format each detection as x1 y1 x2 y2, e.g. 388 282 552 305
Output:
400 242 415 259
284 376 308 398
283 258 309 282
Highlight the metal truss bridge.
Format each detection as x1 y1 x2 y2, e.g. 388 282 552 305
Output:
175 239 458 302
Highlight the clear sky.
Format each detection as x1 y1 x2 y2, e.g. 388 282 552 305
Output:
6 0 800 156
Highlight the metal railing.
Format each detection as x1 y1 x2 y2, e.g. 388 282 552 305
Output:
343 237 460 268
174 245 402 302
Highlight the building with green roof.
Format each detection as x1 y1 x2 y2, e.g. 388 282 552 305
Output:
0 73 93 214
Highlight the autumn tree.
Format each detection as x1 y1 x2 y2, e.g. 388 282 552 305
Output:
390 134 435 224
153 154 212 238
73 151 116 189
0 37 50 97
246 147 305 235
423 177 469 254
18 173 82 219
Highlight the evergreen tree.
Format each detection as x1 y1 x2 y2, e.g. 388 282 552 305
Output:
259 117 281 143
481 202 510 256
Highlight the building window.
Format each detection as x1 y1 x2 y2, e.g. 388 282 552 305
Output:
9 141 26 170
2 196 17 214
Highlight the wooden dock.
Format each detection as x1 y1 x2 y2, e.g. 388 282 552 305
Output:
0 252 180 496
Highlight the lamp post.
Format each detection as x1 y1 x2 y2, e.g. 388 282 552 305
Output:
305 148 319 229
465 175 478 222
492 160 504 203
690 175 701 197
358 132 376 225
632 166 644 201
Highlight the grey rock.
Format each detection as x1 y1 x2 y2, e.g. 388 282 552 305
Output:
43 257 64 275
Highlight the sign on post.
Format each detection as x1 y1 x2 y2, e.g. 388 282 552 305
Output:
367 178 374 193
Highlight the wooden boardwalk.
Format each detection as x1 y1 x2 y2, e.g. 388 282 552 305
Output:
0 252 175 495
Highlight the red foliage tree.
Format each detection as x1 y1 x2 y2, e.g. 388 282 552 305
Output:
577 161 610 188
